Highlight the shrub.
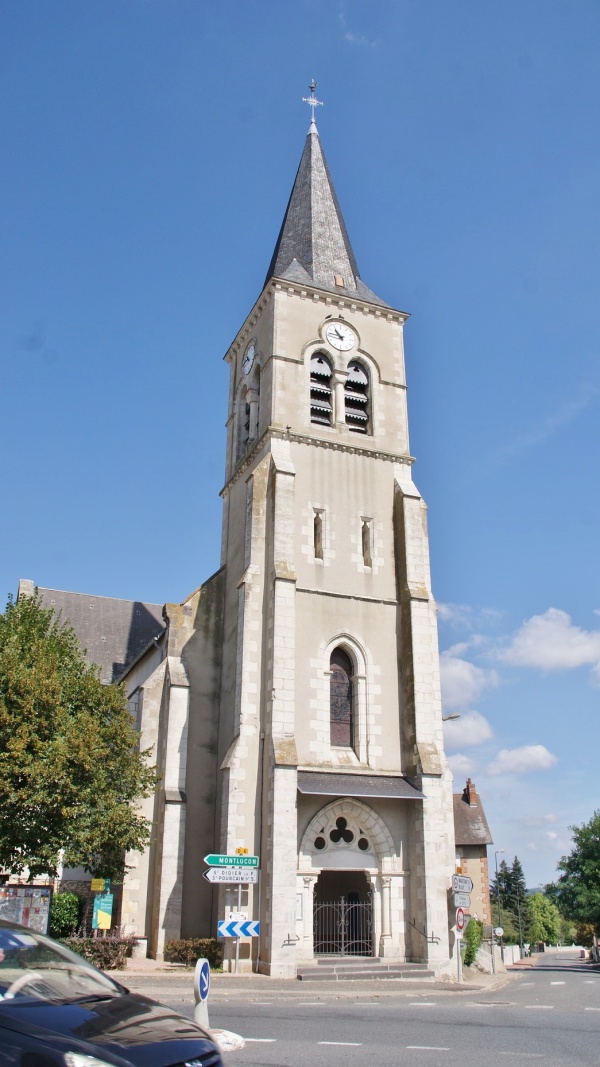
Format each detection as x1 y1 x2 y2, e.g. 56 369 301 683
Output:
164 938 224 969
463 917 483 967
61 936 136 970
49 893 84 939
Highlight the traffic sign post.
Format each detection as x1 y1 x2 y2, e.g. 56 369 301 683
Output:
193 957 211 1029
453 892 471 909
203 867 259 884
218 919 260 938
452 874 473 893
204 854 259 867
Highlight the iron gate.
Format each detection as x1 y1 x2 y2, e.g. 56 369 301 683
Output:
313 896 373 956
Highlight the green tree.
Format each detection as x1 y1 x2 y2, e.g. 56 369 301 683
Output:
549 812 600 936
0 593 157 879
526 893 560 945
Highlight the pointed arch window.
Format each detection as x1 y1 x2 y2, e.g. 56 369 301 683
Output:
345 360 370 434
330 648 354 747
310 353 333 426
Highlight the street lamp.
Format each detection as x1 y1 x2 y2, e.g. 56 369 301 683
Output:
442 714 460 721
494 849 505 929
495 849 505 961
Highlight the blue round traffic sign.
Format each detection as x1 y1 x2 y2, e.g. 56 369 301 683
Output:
194 957 211 1003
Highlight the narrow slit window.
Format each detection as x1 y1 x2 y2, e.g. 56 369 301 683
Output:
345 360 370 434
361 518 372 568
314 510 324 560
310 353 333 426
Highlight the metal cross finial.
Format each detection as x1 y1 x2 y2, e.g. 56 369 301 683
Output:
302 79 323 125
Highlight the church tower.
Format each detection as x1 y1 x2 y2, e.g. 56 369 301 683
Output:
216 105 456 976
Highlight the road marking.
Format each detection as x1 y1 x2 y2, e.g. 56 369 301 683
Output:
519 982 535 987
407 1046 450 1051
244 1038 277 1043
319 1041 363 1046
583 980 596 984
524 1004 554 1009
550 981 565 985
410 1001 436 1006
498 1053 543 1058
299 1002 326 1006
585 1007 600 1011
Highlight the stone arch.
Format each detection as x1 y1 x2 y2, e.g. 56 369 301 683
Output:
299 797 396 870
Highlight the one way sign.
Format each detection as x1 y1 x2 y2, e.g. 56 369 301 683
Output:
218 919 260 938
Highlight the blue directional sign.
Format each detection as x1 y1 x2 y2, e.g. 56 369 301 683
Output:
218 919 260 938
193 958 210 1003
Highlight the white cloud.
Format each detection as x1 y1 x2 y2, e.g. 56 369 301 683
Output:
440 651 498 711
437 602 473 628
487 745 558 776
447 753 476 778
443 711 493 750
497 608 600 673
545 831 558 841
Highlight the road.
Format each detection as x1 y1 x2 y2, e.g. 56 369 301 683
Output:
125 950 599 1066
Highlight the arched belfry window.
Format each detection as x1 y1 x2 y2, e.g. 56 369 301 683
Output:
345 360 370 434
310 353 333 426
330 648 354 747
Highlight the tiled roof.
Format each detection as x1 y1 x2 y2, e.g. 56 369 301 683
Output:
453 791 493 847
20 582 165 684
265 123 390 308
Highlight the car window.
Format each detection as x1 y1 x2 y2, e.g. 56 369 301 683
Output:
0 927 123 1004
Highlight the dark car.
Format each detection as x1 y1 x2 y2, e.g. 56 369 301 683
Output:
0 920 222 1067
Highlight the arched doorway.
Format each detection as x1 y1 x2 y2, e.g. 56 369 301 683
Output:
313 870 373 956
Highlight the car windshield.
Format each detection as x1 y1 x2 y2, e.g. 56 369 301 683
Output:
0 925 123 1005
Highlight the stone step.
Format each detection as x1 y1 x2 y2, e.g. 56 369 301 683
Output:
297 961 435 981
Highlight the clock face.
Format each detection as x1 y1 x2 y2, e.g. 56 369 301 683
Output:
326 322 356 351
242 342 256 375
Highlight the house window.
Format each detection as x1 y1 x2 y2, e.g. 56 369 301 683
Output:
330 647 353 747
345 360 369 434
310 352 333 426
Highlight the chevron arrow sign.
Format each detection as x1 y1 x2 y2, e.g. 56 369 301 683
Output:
218 919 260 938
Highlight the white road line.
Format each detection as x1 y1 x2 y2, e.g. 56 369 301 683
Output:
407 1046 450 1051
298 1002 326 1006
583 980 597 984
244 1038 277 1043
519 982 535 987
550 981 565 985
498 1053 543 1058
584 1007 600 1011
410 1001 436 1006
319 1041 363 1046
524 1005 554 1010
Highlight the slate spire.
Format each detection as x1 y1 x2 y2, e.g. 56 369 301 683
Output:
265 122 388 306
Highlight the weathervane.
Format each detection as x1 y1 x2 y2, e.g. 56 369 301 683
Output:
302 79 323 124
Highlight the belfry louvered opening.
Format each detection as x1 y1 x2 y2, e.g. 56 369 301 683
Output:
310 353 333 426
345 360 369 434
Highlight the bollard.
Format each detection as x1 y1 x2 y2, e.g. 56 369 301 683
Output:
193 957 211 1031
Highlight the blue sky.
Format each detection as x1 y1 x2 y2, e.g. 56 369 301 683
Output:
1 1 598 888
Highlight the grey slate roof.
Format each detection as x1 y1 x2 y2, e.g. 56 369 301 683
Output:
297 770 424 800
265 123 391 308
453 791 493 847
22 583 165 685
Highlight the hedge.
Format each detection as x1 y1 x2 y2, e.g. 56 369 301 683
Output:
61 936 136 970
164 938 224 969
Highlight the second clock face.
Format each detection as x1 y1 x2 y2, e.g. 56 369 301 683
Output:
242 342 256 375
326 322 356 351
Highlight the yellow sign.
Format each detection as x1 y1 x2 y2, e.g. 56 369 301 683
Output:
235 847 248 855
96 907 112 930
91 878 108 892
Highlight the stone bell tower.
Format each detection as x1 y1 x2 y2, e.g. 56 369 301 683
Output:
215 102 456 977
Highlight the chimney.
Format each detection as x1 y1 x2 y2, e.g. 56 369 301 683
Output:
17 579 35 600
462 778 479 806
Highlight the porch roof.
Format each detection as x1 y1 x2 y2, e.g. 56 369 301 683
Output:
297 770 424 800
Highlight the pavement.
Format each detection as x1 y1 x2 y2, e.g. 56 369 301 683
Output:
112 956 523 997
